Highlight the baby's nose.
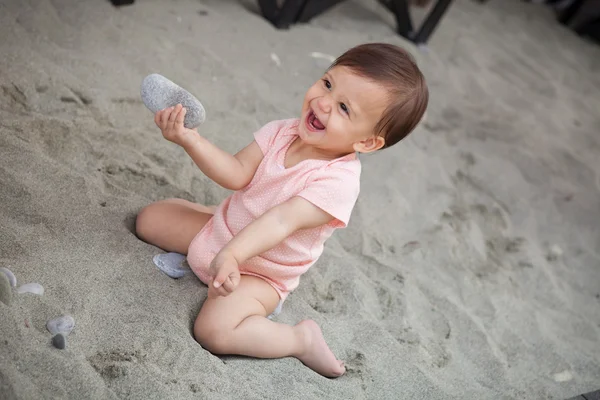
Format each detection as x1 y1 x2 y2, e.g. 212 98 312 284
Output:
317 97 331 113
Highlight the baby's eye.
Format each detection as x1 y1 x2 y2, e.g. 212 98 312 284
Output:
340 103 349 115
322 79 331 90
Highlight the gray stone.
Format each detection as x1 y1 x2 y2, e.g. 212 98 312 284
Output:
0 267 16 287
153 252 191 279
47 315 75 336
52 333 66 349
140 74 206 129
0 273 12 306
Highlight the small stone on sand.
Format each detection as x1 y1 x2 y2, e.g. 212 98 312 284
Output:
553 369 573 382
270 53 281 67
0 273 12 306
0 267 17 287
547 244 563 261
310 52 335 69
47 315 75 336
153 252 191 279
17 282 44 295
52 333 66 350
140 73 206 129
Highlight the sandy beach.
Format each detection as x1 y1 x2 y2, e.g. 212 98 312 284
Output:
1 0 599 398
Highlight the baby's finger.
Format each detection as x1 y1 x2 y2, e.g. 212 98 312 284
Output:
208 279 224 298
176 107 187 127
230 273 240 289
160 107 173 126
221 276 236 293
207 284 218 299
168 104 181 123
212 278 230 297
209 283 224 298
217 286 231 297
212 268 231 289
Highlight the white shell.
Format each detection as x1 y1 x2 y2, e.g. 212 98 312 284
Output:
47 315 75 336
0 267 16 288
310 52 335 63
17 282 44 295
270 53 281 67
550 244 563 257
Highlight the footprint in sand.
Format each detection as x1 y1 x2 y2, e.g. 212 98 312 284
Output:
375 282 404 320
397 285 453 369
345 350 373 391
359 257 406 321
111 97 142 105
395 326 421 346
414 311 452 368
422 340 452 368
99 161 187 199
308 279 348 315
440 199 530 277
88 349 147 380
56 87 93 106
1 83 28 112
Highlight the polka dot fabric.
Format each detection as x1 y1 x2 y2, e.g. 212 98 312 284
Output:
187 119 361 300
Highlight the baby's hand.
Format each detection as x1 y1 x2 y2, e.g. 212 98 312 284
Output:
208 251 241 298
154 104 197 147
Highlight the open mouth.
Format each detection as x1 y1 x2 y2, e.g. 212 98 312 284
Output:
306 110 325 132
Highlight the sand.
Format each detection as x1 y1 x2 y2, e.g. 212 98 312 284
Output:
1 0 599 399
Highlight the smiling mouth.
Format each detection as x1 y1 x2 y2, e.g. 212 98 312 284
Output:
306 110 325 132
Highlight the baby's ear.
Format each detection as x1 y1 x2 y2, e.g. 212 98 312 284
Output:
354 135 385 153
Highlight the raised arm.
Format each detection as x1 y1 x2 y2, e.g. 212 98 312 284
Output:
208 196 335 297
155 104 263 190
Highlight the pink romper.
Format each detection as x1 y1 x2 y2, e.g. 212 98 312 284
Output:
187 118 361 300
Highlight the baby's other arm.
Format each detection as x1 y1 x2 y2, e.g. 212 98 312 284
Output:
209 197 333 297
226 197 333 267
155 104 263 190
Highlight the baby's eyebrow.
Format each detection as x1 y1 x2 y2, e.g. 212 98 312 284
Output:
343 96 359 115
327 71 360 115
325 72 334 83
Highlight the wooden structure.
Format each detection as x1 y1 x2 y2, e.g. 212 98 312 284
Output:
257 0 454 44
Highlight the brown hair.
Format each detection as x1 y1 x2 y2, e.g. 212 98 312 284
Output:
329 43 429 149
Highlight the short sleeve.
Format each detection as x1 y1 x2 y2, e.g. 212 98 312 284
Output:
253 120 288 155
297 163 361 228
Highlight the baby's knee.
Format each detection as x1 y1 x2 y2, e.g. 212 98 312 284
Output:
135 204 157 240
193 316 230 354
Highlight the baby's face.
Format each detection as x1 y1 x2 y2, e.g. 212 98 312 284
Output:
299 66 389 156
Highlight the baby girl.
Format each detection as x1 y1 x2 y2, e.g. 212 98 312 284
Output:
135 43 428 378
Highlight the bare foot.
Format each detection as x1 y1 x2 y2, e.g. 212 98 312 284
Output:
294 320 345 378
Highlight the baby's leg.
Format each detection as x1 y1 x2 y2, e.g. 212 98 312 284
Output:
194 275 345 378
136 198 215 254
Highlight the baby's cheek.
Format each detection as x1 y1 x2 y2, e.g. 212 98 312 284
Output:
327 119 346 139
